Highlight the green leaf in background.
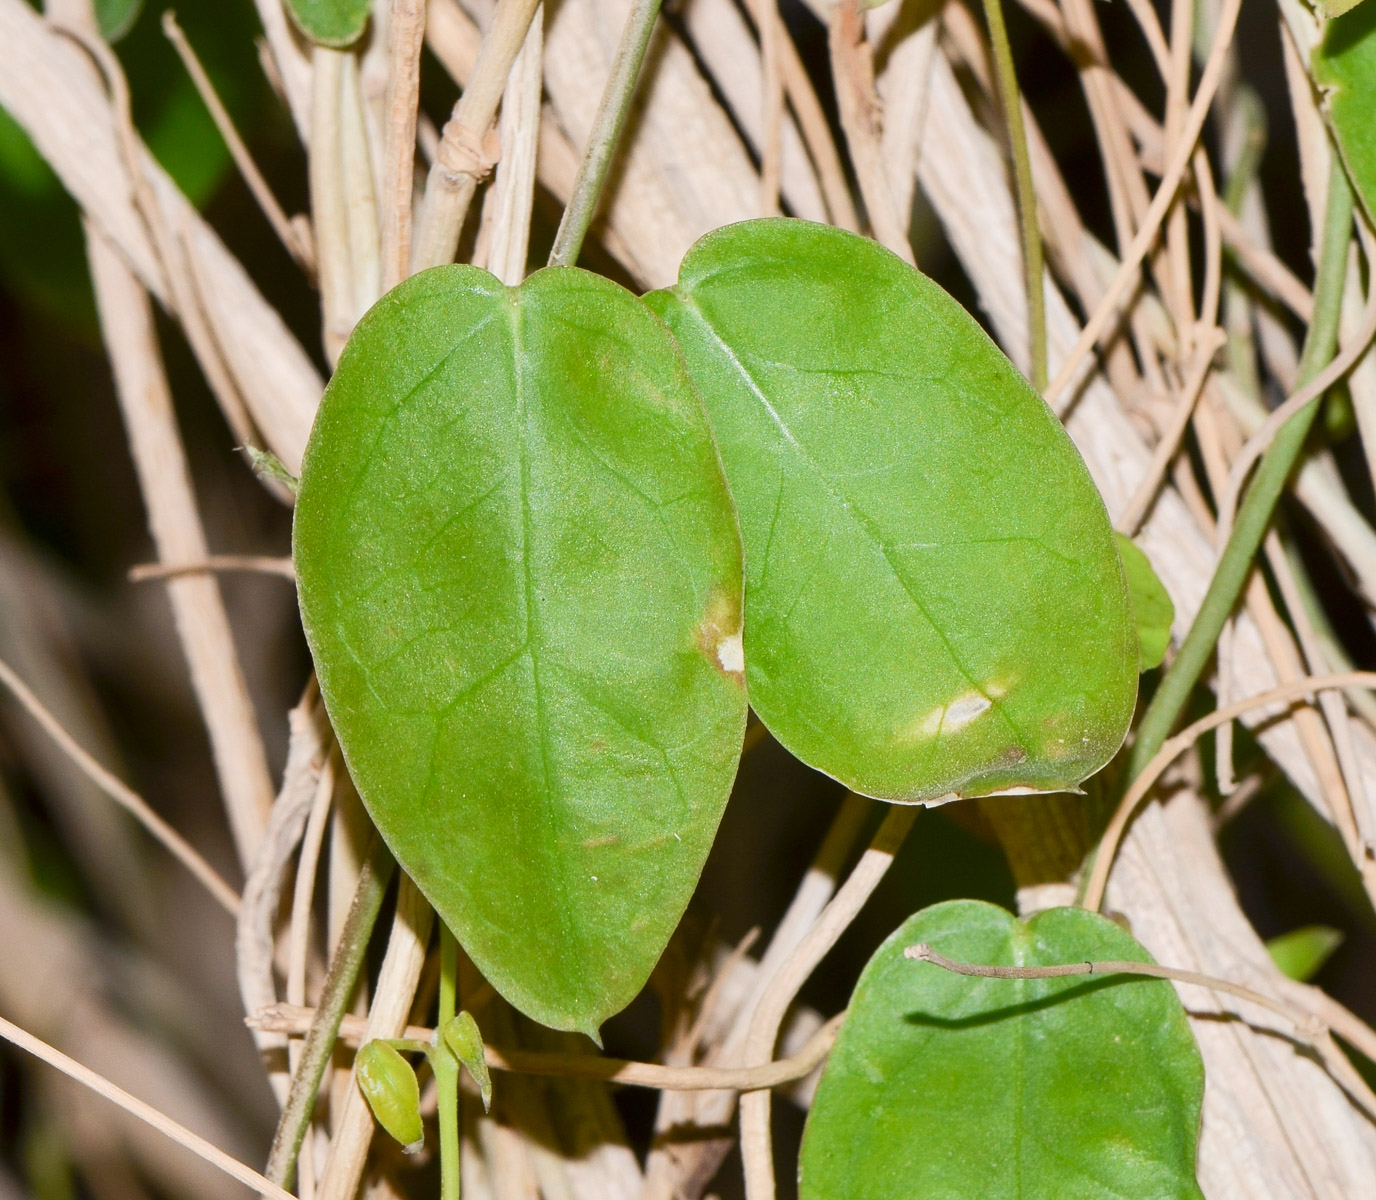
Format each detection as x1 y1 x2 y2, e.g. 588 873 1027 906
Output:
646 220 1137 803
295 265 746 1037
800 900 1204 1200
1315 1 1376 222
96 0 145 42
1321 0 1369 19
1266 924 1344 981
286 0 372 47
1115 532 1174 670
356 1042 423 1150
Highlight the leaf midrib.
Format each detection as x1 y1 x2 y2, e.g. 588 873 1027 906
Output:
674 295 1029 750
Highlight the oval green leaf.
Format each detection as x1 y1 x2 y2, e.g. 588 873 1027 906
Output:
356 1041 423 1150
1315 2 1376 222
645 220 1137 803
1116 532 1174 670
800 900 1204 1200
1267 924 1344 981
294 265 746 1037
286 0 371 47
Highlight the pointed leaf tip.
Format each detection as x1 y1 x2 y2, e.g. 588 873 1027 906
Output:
441 1012 493 1112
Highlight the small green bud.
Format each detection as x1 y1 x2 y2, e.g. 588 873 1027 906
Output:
356 1040 424 1151
244 445 299 495
441 1011 493 1112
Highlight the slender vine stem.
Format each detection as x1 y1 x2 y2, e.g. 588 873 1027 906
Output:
1127 159 1354 779
980 0 1046 390
265 835 397 1191
436 925 462 1200
547 0 663 268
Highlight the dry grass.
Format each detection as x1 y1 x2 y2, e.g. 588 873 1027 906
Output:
2 0 1376 1196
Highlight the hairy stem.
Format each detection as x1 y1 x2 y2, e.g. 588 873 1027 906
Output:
436 925 461 1200
547 0 663 268
1128 158 1354 778
980 0 1046 389
265 835 396 1191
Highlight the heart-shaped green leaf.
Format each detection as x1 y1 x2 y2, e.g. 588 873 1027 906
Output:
294 265 746 1037
286 0 371 47
800 900 1204 1200
646 220 1137 803
1315 2 1376 221
1116 533 1174 670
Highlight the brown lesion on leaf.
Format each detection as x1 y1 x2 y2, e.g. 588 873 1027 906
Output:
694 585 745 684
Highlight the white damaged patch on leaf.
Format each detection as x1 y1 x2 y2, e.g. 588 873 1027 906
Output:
913 691 993 738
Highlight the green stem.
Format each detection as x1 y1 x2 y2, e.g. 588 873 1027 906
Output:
547 0 662 268
436 925 461 1200
1128 158 1355 779
265 835 396 1191
980 0 1046 391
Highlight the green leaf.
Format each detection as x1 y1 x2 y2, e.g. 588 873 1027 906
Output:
96 0 143 42
1322 0 1369 19
295 265 746 1037
356 1041 423 1150
1115 533 1174 670
800 901 1204 1200
285 0 371 46
441 1012 493 1111
646 220 1137 803
1315 1 1376 222
1267 924 1344 981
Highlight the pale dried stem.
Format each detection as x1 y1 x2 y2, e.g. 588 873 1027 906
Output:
312 47 382 363
66 24 270 461
315 878 435 1200
740 806 917 1200
252 0 312 140
1085 672 1376 912
642 791 871 1200
774 13 858 231
129 556 296 582
1045 0 1242 402
285 747 337 1200
288 747 339 1018
412 0 543 272
0 1013 296 1200
0 0 322 475
252 1003 843 1092
380 0 428 290
1191 397 1354 826
749 0 784 216
85 227 275 868
1196 148 1222 330
1216 206 1313 320
0 657 240 916
1116 328 1224 536
1118 0 1171 77
485 9 543 285
1215 297 1376 552
829 0 914 264
162 12 314 274
237 693 331 1104
1263 532 1375 855
1162 0 1196 337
